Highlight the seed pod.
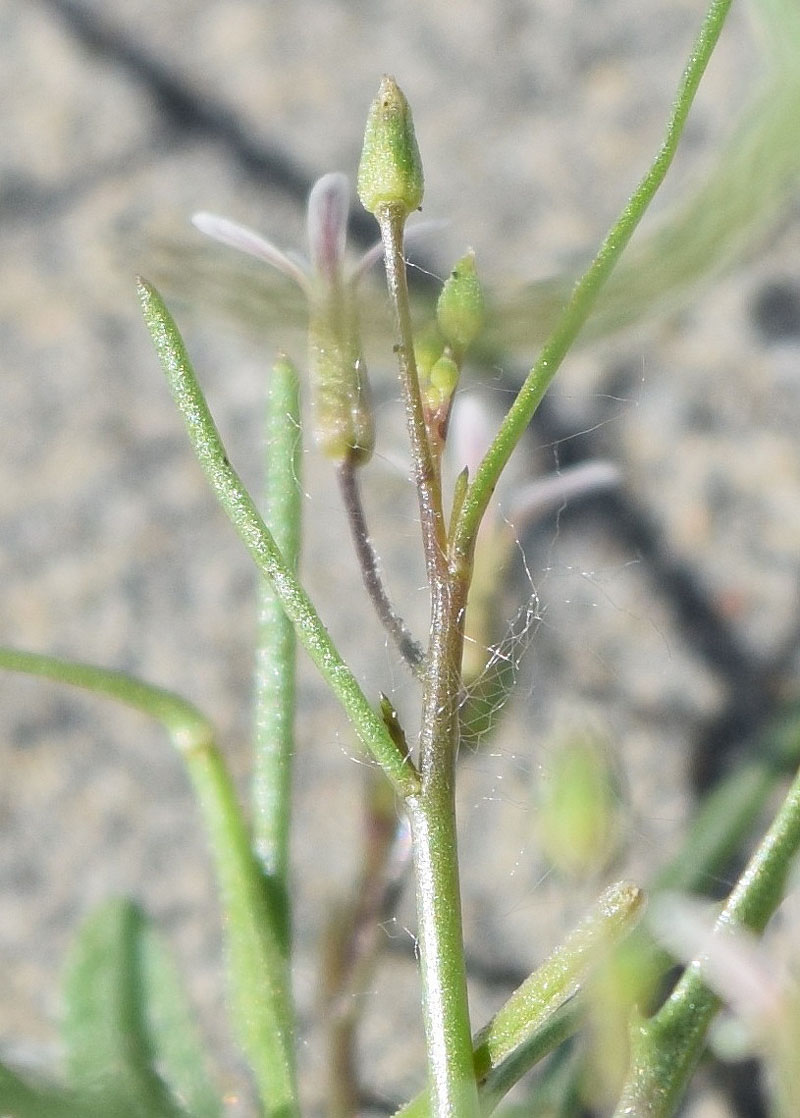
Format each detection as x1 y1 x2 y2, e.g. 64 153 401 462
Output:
357 76 424 217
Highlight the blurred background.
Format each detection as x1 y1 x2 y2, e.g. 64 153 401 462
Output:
2 0 800 1114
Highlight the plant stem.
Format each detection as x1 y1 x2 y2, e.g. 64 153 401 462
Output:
406 564 478 1118
184 743 299 1118
337 459 425 672
138 278 420 801
396 881 645 1118
452 0 735 563
252 354 301 892
406 781 479 1118
323 776 412 1118
614 761 800 1118
377 207 479 1117
377 206 447 585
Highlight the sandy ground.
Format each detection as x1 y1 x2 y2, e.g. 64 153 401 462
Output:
2 1 800 1114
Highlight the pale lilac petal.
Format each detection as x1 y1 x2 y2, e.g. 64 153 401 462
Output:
352 237 385 282
507 461 621 528
649 893 786 1025
192 212 311 295
447 393 497 479
307 172 350 283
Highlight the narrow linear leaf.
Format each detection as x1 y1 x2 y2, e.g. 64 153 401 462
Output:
0 648 297 1117
183 742 299 1118
137 278 420 800
614 761 800 1117
252 354 302 893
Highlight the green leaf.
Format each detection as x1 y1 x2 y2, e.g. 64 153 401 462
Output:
62 898 219 1118
134 908 223 1118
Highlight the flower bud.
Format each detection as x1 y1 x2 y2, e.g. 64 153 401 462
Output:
436 250 484 359
413 323 444 383
426 354 460 411
357 76 424 217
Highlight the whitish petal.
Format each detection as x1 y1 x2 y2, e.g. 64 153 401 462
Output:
307 172 350 284
649 893 786 1025
507 461 621 528
192 212 311 295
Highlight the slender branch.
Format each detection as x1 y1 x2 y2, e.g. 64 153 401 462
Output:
375 199 478 1118
323 777 412 1118
337 460 425 673
138 278 420 801
377 206 447 586
452 0 735 563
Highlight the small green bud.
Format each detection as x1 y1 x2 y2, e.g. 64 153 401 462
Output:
426 354 460 410
413 323 444 382
357 76 424 217
436 250 485 358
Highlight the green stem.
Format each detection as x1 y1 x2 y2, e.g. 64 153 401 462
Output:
396 882 645 1118
614 762 800 1117
186 743 299 1118
138 278 420 801
252 354 301 888
453 0 734 562
377 208 478 1114
377 206 447 584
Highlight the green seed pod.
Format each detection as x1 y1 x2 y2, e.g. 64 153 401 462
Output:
436 250 485 358
357 76 424 217
307 283 374 465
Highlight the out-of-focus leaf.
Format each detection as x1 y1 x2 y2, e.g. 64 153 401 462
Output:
0 1059 89 1118
62 897 220 1118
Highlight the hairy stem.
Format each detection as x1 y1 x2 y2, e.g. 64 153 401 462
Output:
252 354 301 892
375 206 478 1115
378 206 447 585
